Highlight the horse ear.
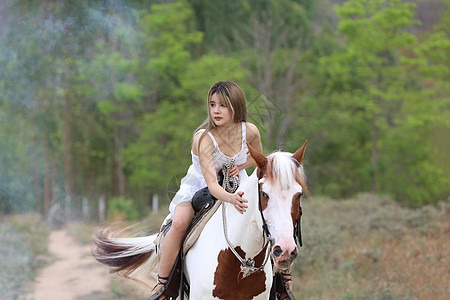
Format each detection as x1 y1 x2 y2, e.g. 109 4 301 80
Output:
292 140 308 164
247 142 267 172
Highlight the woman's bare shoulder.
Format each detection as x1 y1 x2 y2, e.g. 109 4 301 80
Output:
245 122 261 141
192 130 214 156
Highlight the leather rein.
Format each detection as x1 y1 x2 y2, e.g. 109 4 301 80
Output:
221 164 272 277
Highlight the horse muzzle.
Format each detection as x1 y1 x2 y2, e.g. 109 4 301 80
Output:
271 245 298 269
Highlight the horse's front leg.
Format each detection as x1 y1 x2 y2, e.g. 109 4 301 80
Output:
185 264 216 300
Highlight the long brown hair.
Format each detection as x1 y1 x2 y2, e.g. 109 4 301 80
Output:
195 81 247 155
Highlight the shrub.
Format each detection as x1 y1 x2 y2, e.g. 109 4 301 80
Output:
107 197 140 221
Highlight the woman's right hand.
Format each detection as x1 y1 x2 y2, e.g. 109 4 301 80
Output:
229 191 248 214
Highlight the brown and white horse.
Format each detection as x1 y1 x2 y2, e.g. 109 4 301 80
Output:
93 141 308 299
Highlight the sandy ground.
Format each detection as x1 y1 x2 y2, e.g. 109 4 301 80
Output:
30 229 110 300
30 229 153 300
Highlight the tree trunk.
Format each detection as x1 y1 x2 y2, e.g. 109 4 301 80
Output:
62 32 78 218
43 131 51 214
63 78 78 216
113 123 126 197
33 135 42 215
51 147 58 207
39 86 51 215
242 12 304 150
39 1 51 216
371 116 379 193
110 155 117 197
49 68 58 209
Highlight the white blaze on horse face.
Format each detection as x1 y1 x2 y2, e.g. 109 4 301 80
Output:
260 178 300 264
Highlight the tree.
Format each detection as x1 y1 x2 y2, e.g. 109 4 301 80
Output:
138 0 203 108
124 1 249 205
314 0 449 204
233 0 315 150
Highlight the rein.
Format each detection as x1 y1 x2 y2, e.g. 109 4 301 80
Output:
221 159 239 193
257 170 272 241
221 163 272 278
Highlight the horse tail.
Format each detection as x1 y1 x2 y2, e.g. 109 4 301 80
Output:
92 229 159 279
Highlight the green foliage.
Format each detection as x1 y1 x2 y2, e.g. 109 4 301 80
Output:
138 0 203 97
124 101 200 194
309 0 450 204
0 0 447 216
107 197 140 221
86 38 143 117
177 54 250 104
0 108 36 213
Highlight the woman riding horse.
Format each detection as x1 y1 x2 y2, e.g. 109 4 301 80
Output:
93 81 303 299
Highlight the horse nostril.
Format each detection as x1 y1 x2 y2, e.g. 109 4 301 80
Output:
290 250 298 260
272 246 283 257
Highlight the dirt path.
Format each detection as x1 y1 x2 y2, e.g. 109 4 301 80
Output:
31 229 110 300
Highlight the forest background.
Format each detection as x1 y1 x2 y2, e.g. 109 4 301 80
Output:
0 0 449 299
0 0 449 219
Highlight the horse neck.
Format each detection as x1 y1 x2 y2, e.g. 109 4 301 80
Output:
224 170 264 257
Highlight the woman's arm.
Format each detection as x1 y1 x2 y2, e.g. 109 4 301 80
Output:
194 133 248 214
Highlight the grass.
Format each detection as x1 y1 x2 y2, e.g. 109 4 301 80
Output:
79 276 152 300
292 193 449 299
0 213 50 299
2 195 447 299
82 195 449 299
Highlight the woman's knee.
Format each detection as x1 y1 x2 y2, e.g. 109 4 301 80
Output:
171 215 191 235
171 203 194 234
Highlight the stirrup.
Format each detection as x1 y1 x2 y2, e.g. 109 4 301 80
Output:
147 275 170 300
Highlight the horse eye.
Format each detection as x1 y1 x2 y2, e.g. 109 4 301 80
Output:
261 191 269 199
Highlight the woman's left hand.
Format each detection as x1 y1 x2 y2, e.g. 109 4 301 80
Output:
229 165 241 181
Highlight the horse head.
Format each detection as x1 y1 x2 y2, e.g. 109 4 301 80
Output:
247 141 308 270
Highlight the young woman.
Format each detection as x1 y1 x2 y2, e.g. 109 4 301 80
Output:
150 81 263 299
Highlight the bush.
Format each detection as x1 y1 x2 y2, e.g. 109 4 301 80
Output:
107 197 140 221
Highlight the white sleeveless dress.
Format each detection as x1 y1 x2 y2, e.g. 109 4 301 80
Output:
168 121 249 217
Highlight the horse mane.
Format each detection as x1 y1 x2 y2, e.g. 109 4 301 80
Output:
265 152 309 195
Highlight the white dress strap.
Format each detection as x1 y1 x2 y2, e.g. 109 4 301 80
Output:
193 129 218 148
206 131 219 148
194 129 206 136
241 121 247 144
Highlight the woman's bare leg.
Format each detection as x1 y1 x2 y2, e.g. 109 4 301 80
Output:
153 202 194 298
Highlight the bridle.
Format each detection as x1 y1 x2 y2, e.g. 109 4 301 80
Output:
257 170 272 242
257 169 303 248
221 166 302 278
